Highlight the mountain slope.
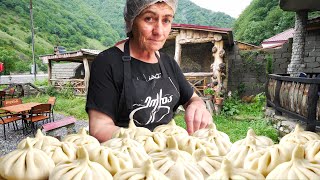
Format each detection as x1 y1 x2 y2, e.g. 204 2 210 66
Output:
233 0 295 45
83 0 235 38
0 0 234 73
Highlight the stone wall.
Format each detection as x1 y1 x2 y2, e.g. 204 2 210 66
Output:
226 46 266 96
226 41 292 96
161 30 319 96
304 30 320 73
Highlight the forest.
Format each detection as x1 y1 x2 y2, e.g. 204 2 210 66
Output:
0 0 319 74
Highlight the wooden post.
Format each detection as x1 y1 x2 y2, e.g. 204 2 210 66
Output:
265 76 271 107
174 35 182 65
48 59 52 85
306 83 318 131
83 57 90 94
274 80 283 115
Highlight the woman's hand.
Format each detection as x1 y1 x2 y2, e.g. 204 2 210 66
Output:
184 93 213 135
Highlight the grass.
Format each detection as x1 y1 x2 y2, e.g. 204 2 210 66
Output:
22 94 87 120
174 93 278 143
21 91 278 143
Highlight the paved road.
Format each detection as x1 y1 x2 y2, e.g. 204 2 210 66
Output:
0 74 48 84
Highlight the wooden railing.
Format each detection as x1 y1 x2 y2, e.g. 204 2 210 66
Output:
266 74 320 131
50 79 86 95
184 72 213 97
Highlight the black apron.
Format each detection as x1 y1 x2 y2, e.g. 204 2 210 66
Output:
118 40 180 130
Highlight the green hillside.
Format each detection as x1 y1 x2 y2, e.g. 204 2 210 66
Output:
0 0 234 74
233 0 320 45
83 0 235 39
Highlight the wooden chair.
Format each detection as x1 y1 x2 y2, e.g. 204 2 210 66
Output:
25 104 51 135
0 91 5 107
47 97 56 122
0 98 23 140
5 87 15 99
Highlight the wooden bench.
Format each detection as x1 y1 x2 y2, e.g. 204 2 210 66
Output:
41 116 76 139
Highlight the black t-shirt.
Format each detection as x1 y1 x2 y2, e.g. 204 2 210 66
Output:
86 46 193 127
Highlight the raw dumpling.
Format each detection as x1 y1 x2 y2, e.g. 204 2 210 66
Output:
0 138 55 180
266 145 320 180
193 148 223 178
304 140 320 163
244 144 295 176
112 119 152 139
49 146 113 180
135 131 167 153
149 137 204 180
233 128 274 147
42 141 77 165
102 134 149 167
62 127 100 147
226 136 263 168
193 123 232 156
17 129 60 150
113 159 169 180
153 119 188 136
87 145 133 176
207 158 265 180
280 124 320 145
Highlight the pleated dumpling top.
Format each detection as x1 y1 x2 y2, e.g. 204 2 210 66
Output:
149 136 204 180
17 129 60 150
62 127 100 147
101 133 149 167
233 128 274 147
112 119 152 139
0 137 55 180
207 158 265 180
304 140 320 163
280 124 320 145
49 146 113 180
193 123 232 156
266 145 320 180
113 159 169 180
153 119 188 136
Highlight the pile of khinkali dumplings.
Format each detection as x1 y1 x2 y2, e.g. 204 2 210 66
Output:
0 119 320 180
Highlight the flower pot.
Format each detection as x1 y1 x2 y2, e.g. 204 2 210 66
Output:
215 97 224 105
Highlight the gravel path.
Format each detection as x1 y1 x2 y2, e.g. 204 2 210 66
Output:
0 114 88 156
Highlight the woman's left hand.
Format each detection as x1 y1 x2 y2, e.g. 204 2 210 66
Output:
184 93 213 135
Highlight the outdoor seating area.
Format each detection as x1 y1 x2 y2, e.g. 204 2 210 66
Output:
0 96 57 139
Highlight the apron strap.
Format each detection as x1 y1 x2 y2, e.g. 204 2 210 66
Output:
155 53 168 78
122 40 168 111
122 40 133 110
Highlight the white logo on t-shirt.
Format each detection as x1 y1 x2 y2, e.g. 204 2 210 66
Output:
143 73 161 81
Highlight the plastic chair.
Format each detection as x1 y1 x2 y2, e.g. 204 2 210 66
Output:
25 104 51 135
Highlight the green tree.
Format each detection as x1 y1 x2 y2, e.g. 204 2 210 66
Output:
0 48 18 75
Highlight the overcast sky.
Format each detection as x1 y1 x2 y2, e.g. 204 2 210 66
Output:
189 0 253 18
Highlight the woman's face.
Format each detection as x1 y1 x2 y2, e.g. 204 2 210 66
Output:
131 2 174 52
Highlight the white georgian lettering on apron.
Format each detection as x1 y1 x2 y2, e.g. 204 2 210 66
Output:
129 89 173 125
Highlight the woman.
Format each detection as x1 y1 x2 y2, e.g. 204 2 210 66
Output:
86 0 212 142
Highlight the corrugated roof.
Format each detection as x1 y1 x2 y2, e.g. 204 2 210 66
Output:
80 49 101 55
262 28 294 43
172 23 232 33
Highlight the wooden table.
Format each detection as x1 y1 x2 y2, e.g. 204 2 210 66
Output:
0 102 41 113
0 102 42 134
